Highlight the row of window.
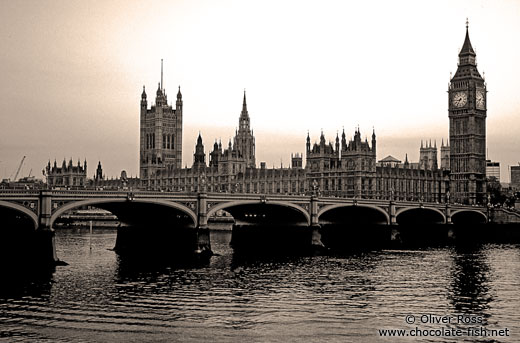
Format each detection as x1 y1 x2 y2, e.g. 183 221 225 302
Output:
145 133 175 150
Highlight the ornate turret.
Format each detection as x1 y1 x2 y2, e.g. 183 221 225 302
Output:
193 133 206 169
371 128 377 157
95 161 103 180
341 128 347 151
234 90 256 168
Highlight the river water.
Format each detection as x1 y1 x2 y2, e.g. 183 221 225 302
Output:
1 227 519 342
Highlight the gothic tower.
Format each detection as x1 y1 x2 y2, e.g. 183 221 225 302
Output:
440 139 450 170
419 140 438 170
233 91 256 168
193 133 206 169
139 60 183 185
448 21 487 204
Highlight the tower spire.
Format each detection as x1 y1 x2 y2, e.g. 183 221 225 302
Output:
242 89 247 114
459 18 476 57
160 59 163 90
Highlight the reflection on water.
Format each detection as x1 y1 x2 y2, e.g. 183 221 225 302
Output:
0 228 519 342
449 244 493 315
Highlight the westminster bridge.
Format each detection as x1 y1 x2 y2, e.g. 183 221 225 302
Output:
0 189 493 265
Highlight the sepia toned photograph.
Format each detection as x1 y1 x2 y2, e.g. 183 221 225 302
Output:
1 1 519 342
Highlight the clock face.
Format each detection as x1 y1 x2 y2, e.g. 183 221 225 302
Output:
452 92 467 107
476 90 485 109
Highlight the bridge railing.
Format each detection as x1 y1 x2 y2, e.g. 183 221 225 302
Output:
0 189 487 210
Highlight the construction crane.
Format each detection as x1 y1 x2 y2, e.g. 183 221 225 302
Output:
12 156 26 181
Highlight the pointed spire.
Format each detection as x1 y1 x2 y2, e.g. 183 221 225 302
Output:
460 18 476 56
160 59 163 90
421 140 423 148
241 89 248 115
434 140 437 148
441 138 444 147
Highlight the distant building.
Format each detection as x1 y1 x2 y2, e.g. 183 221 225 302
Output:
419 140 438 170
46 159 87 188
486 160 500 181
440 139 450 170
90 161 140 189
511 165 520 189
379 155 401 168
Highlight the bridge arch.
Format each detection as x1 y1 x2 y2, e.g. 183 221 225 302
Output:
207 200 310 225
396 207 446 224
318 204 390 225
451 209 487 224
50 198 197 227
0 200 38 229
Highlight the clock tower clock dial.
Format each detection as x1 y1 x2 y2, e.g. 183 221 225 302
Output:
476 89 485 109
452 91 467 107
448 21 487 205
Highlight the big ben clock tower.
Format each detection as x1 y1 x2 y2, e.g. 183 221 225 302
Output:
448 20 487 205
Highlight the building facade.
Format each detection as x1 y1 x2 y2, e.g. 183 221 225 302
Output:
45 159 87 188
511 166 520 190
448 22 487 204
486 160 500 181
90 161 140 189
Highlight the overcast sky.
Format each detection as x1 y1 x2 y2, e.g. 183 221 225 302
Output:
1 0 519 182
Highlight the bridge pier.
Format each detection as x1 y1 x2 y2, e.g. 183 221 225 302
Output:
195 193 212 257
389 200 397 225
36 191 59 265
310 196 325 250
444 203 456 239
389 199 400 243
445 203 452 224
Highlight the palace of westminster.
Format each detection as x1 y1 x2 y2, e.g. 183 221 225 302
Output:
46 24 488 205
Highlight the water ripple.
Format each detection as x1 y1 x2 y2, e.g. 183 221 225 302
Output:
0 230 519 342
